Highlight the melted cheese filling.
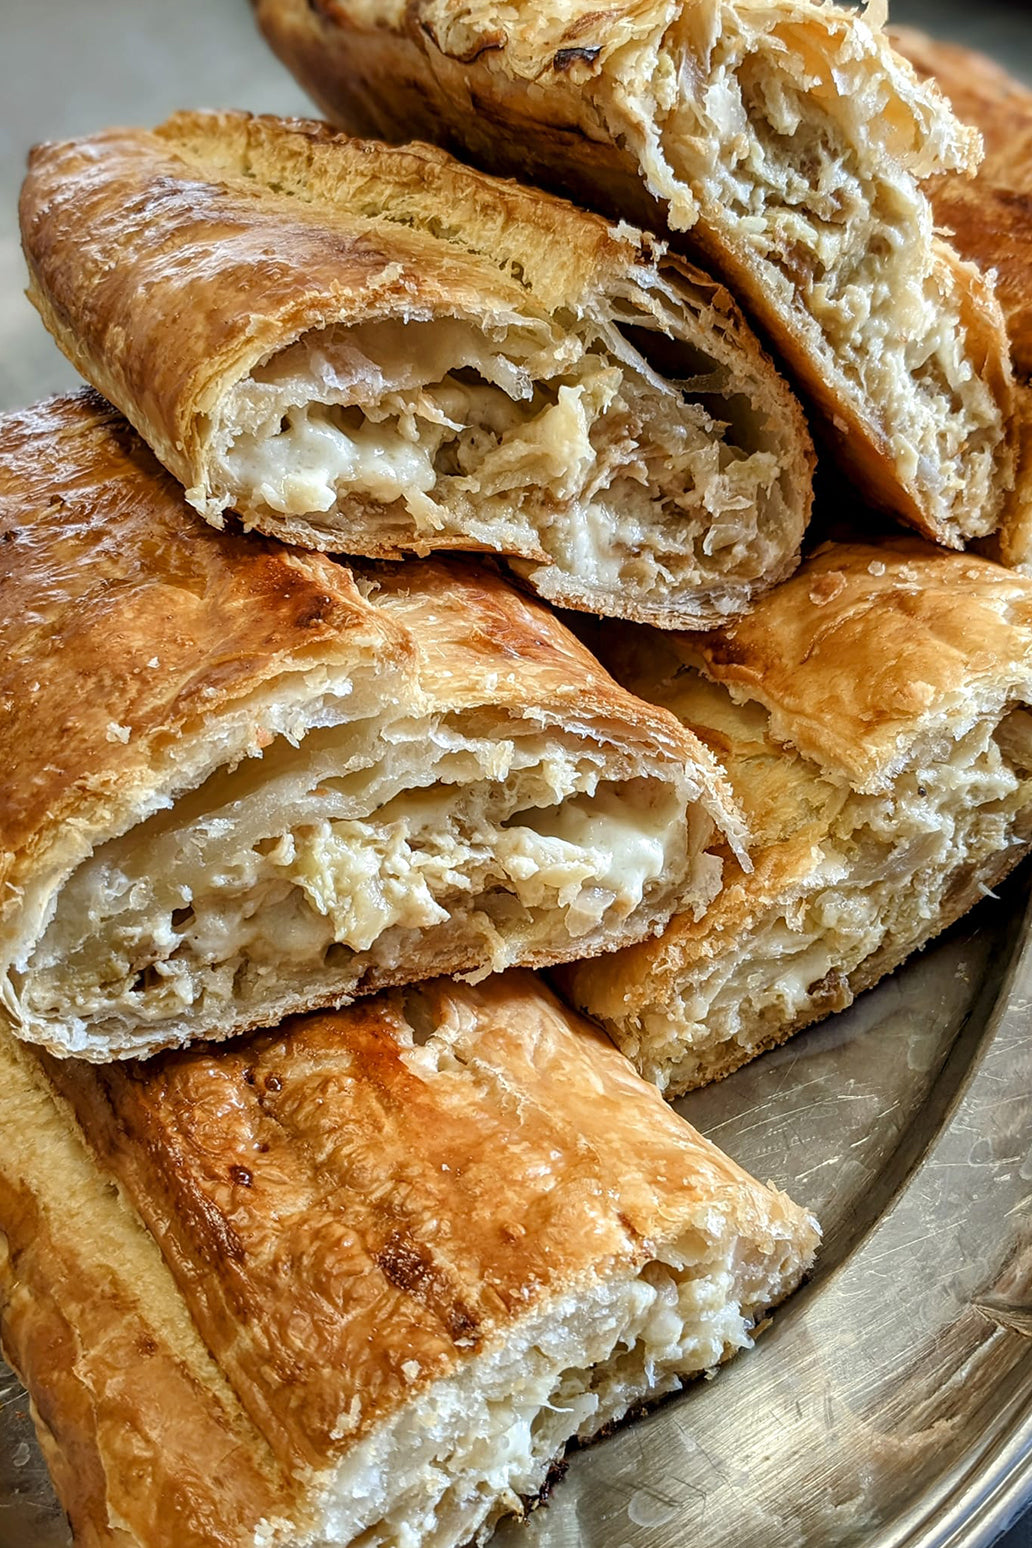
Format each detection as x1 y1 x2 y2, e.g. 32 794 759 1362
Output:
630 17 1005 538
18 718 694 1054
625 711 1032 1093
214 311 786 608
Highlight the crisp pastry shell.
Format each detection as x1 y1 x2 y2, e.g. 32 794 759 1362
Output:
0 392 742 1061
559 539 1032 1094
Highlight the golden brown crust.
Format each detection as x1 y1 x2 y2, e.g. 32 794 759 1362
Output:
0 390 399 970
20 111 814 626
253 0 1013 547
364 556 727 771
20 115 616 504
0 1030 300 1548
41 972 816 1474
688 539 1032 791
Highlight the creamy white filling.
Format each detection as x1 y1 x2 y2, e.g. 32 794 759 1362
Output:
19 720 691 1048
634 22 1003 536
212 309 787 607
304 1229 798 1548
624 714 1032 1092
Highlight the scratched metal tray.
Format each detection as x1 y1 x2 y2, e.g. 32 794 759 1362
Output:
3 867 1032 1548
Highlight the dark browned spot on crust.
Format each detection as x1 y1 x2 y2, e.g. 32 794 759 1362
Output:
374 1230 481 1344
805 967 850 1013
229 1165 254 1187
695 631 748 670
288 593 337 630
419 18 506 64
553 46 602 71
616 1209 644 1247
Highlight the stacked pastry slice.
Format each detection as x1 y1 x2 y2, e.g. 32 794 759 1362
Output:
18 110 814 629
253 0 1016 548
0 971 819 1548
0 391 746 1062
561 540 1032 1094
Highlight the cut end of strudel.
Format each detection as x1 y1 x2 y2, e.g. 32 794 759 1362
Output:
18 110 815 629
561 540 1032 1095
253 0 1015 548
889 25 1032 569
0 971 819 1548
891 21 1032 378
0 392 743 1062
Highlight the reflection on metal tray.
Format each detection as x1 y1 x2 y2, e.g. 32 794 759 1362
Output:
3 867 1031 1548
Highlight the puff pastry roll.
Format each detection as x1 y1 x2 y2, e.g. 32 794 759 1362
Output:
254 0 1015 549
560 540 1032 1095
0 392 743 1063
0 972 819 1548
18 111 815 631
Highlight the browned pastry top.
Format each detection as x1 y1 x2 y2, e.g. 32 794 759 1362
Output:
366 557 714 764
19 111 670 496
689 539 1032 789
252 0 1015 551
46 972 804 1472
0 1023 304 1548
0 1174 299 1548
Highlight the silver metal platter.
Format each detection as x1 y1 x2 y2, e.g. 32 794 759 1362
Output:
1 1 1031 1545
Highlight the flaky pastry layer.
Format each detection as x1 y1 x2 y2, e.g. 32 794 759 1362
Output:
19 112 814 629
890 26 1032 571
254 0 1014 547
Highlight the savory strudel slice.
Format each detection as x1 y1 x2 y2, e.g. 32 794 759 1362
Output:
253 0 1015 547
1 972 819 1548
560 539 1032 1095
18 110 814 630
0 392 742 1063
